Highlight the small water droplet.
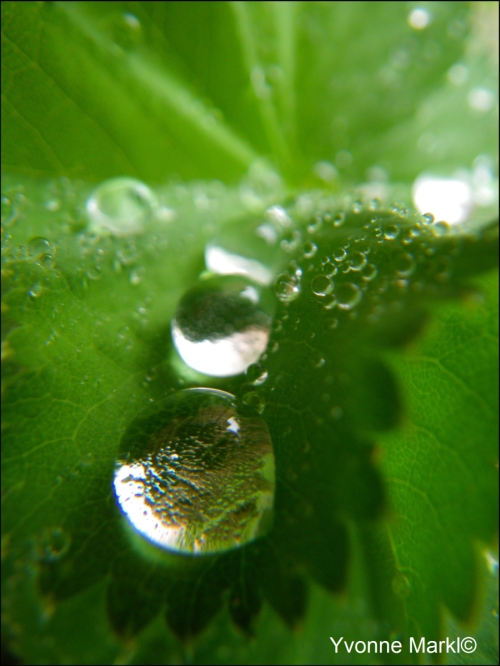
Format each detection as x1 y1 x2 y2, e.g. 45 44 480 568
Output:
172 275 273 377
27 237 56 269
394 252 415 277
347 251 367 272
242 391 266 414
431 221 451 237
335 282 362 310
246 362 268 385
384 224 400 240
275 273 301 303
361 263 378 281
116 241 138 266
113 388 275 555
323 293 337 310
86 178 156 236
105 12 143 53
311 274 333 297
420 213 434 226
333 212 345 227
87 265 103 280
303 241 317 259
36 527 71 562
307 215 323 234
330 406 343 419
28 280 43 299
352 199 363 214
321 258 338 277
130 266 145 285
333 247 347 262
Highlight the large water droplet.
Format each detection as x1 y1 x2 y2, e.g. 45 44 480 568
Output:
113 388 275 555
172 276 273 377
86 178 156 236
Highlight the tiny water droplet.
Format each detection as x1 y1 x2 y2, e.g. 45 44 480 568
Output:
347 251 367 272
105 12 143 53
352 199 363 214
113 388 275 555
419 213 434 226
431 221 451 237
172 275 273 377
129 266 145 285
333 247 347 262
335 282 362 310
246 362 268 385
323 293 337 310
303 241 317 259
394 252 415 277
86 265 103 280
311 274 333 297
333 212 345 227
116 241 138 266
242 391 266 414
275 273 301 303
384 224 400 240
321 259 338 277
37 527 71 562
361 263 378 281
307 215 323 234
28 281 43 299
86 178 156 236
27 237 56 269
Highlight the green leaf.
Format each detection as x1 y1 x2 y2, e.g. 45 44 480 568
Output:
2 2 498 665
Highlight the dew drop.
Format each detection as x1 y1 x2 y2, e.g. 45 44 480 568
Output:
275 273 301 303
86 178 156 236
351 199 363 214
242 391 266 414
335 282 362 310
347 251 367 271
303 241 317 259
172 275 273 377
384 224 400 240
86 265 103 280
113 388 275 555
28 281 43 299
323 294 338 310
361 263 378 281
246 362 268 385
311 274 333 297
333 212 345 227
27 237 56 269
36 527 71 562
431 221 451 237
394 252 416 277
333 247 347 262
321 258 338 277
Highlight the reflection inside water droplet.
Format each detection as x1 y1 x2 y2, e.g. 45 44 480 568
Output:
172 275 274 377
113 388 275 555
